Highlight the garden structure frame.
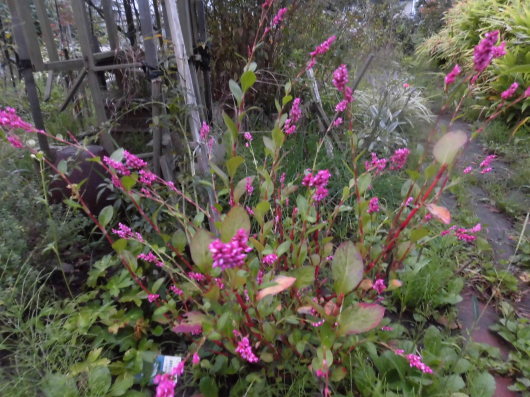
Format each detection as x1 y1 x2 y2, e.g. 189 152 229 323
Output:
5 0 212 179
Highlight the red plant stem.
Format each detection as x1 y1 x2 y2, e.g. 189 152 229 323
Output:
367 164 448 272
234 291 254 329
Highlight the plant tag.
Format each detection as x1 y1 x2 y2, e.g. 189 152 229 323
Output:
150 355 182 382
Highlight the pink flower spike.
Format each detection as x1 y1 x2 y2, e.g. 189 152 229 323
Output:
381 326 394 331
272 7 288 27
524 86 530 98
333 117 343 127
245 177 254 195
332 64 349 92
501 82 519 100
481 167 492 174
148 294 160 303
406 354 433 374
235 336 259 363
389 148 410 170
463 166 473 174
262 253 278 265
290 98 302 123
7 135 24 149
153 373 176 397
199 121 210 141
310 35 336 58
373 278 386 294
123 150 147 169
209 229 252 270
368 197 380 214
403 83 410 88
171 361 185 377
444 64 462 86
394 349 405 356
170 285 183 295
192 353 200 366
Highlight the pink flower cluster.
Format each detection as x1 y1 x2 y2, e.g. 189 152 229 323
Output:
7 135 24 149
0 107 39 133
244 131 253 147
262 253 278 265
284 97 302 135
209 229 252 270
199 121 210 141
307 36 336 69
124 150 147 169
138 251 163 267
444 64 462 87
332 64 349 92
368 197 380 214
394 350 433 374
103 156 130 176
472 31 506 82
170 285 183 295
365 152 387 174
245 177 254 195
148 294 160 303
234 332 259 363
501 82 519 100
373 278 386 294
188 272 206 282
389 148 410 170
479 154 496 174
332 64 355 114
139 169 157 185
153 361 185 397
365 148 410 174
272 7 288 27
441 223 481 242
302 169 331 202
112 223 144 242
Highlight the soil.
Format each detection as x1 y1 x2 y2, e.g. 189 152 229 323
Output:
439 116 529 396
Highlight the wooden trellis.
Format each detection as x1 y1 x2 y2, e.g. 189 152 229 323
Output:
5 0 212 180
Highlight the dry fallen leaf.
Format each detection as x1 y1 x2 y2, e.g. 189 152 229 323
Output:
256 275 296 301
426 203 451 224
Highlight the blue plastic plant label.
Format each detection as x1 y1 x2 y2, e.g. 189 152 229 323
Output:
150 354 182 382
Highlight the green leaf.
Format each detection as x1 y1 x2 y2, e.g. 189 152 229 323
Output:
253 201 270 226
210 161 229 187
433 131 467 164
109 372 134 396
88 366 111 395
332 241 363 294
226 156 245 178
120 174 138 191
112 239 127 253
199 376 219 397
282 95 293 106
272 126 285 148
410 227 429 242
190 229 214 272
57 159 68 174
468 371 495 397
293 266 315 288
41 373 79 397
263 136 276 155
219 206 251 242
337 303 385 335
357 173 372 195
222 112 238 142
229 79 244 105
234 176 254 203
240 70 257 93
98 205 114 228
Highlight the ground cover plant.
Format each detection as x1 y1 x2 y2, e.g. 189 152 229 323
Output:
1 1 530 396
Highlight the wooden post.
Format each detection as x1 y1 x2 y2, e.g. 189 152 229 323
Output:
6 0 51 158
70 0 114 153
164 0 218 229
102 0 119 51
13 0 45 71
138 0 162 175
34 0 59 62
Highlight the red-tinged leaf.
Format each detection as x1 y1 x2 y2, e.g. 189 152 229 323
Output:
256 275 296 301
426 203 451 224
337 303 385 335
172 311 205 334
433 130 467 164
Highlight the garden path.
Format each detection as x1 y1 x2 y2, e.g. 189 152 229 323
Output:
439 116 529 396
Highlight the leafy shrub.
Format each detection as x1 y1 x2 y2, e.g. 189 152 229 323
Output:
418 0 530 123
